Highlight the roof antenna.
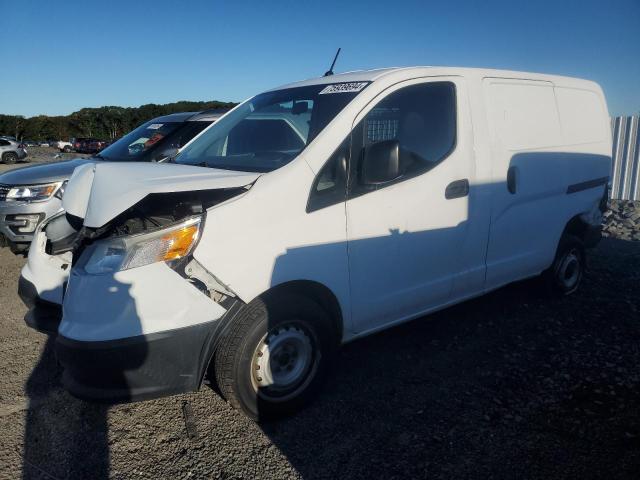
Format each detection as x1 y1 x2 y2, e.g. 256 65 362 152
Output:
324 48 341 77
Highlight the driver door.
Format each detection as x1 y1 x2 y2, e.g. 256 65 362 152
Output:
346 78 477 333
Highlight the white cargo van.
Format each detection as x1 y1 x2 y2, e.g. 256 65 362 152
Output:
19 67 611 420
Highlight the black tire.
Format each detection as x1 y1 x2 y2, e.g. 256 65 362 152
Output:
63 145 72 153
542 234 585 296
213 291 337 421
2 152 17 164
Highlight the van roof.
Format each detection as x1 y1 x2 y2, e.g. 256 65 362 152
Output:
271 66 599 91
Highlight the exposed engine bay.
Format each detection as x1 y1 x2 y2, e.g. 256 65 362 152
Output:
45 187 246 257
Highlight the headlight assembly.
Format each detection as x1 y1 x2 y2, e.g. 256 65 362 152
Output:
6 182 64 202
82 217 202 275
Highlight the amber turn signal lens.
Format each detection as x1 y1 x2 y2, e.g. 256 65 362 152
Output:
161 224 200 261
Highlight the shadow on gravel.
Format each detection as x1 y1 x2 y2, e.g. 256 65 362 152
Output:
20 274 147 479
258 238 640 479
23 336 109 479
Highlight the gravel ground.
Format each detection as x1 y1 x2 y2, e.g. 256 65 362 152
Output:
0 194 639 479
604 200 640 241
0 147 90 175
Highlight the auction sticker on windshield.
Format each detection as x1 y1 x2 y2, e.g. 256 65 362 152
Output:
319 82 368 94
147 124 164 129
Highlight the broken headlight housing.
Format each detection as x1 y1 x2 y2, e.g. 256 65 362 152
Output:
82 216 202 274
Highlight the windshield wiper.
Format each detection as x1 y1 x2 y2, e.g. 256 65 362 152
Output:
93 153 109 161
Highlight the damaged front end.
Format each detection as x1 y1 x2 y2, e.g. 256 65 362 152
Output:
47 187 244 274
40 159 259 304
20 161 258 402
23 185 249 312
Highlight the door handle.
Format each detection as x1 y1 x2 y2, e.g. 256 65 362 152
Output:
445 179 469 199
507 166 517 194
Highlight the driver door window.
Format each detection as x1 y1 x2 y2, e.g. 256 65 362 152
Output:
307 82 456 212
349 82 456 197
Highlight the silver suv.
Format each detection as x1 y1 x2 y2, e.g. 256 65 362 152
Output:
0 111 223 254
0 138 28 164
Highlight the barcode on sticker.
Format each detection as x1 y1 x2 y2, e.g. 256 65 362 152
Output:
319 82 368 94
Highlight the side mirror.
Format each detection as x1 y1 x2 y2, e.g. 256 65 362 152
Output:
361 140 401 185
154 147 179 162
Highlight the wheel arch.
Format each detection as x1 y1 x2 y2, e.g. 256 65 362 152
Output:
542 213 593 273
197 279 345 390
562 214 591 241
264 279 344 345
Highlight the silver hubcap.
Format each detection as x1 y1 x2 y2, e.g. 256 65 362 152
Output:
559 249 581 288
251 325 314 394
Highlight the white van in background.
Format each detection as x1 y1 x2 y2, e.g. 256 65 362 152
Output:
19 67 611 420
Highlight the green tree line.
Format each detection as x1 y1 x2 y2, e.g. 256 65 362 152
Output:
0 100 237 142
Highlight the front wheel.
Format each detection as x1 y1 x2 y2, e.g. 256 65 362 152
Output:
542 234 585 296
2 152 17 164
213 292 337 420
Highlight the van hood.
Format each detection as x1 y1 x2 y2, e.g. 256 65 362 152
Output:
0 158 92 185
63 162 260 228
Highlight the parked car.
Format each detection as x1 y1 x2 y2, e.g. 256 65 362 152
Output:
56 140 73 153
0 138 28 164
71 137 107 153
19 67 611 421
71 138 91 153
0 110 223 254
23 140 39 147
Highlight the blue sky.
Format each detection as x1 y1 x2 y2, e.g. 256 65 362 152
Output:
1 0 638 117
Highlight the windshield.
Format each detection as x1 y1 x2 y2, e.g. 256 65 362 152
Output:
175 82 369 172
97 120 211 162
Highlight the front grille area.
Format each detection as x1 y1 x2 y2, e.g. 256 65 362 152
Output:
0 184 10 201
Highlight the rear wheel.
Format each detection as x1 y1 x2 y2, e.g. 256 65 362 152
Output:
213 291 337 420
63 145 72 153
542 234 585 296
2 152 17 164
